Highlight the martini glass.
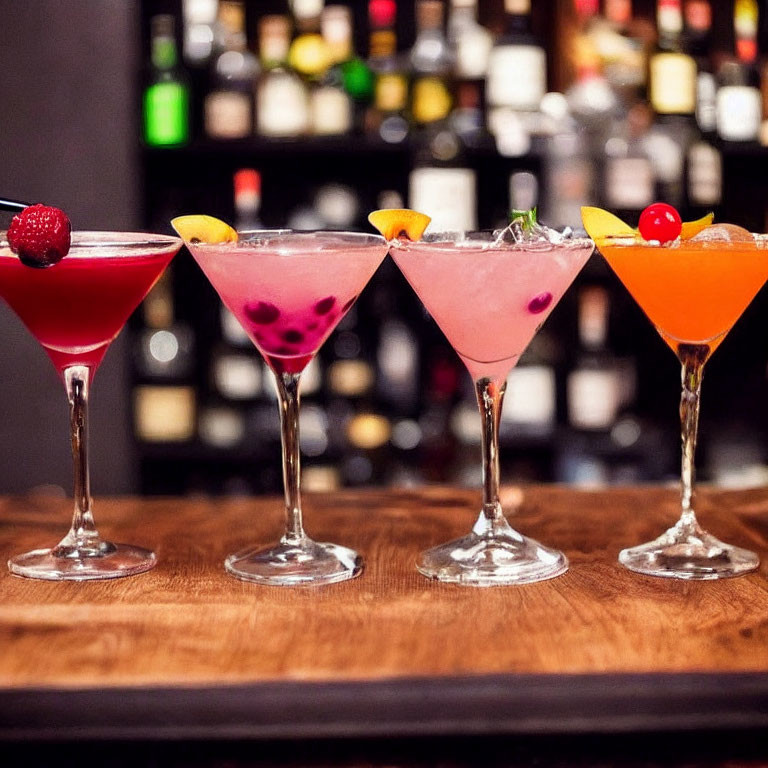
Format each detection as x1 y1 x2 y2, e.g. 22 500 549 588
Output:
186 230 388 585
597 232 768 579
391 231 594 585
0 231 182 580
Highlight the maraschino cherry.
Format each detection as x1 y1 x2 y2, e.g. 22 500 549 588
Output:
638 203 682 244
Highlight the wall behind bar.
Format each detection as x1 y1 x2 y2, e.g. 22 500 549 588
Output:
0 0 140 492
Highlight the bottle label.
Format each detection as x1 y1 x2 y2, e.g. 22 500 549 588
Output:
144 82 189 145
204 91 251 139
409 167 477 232
134 386 196 442
310 86 352 135
455 29 492 80
605 157 654 210
687 142 722 205
411 77 452 123
376 73 408 112
567 370 620 430
504 0 531 13
717 86 761 141
503 365 555 429
214 354 262 399
257 73 309 136
649 53 696 114
487 45 546 111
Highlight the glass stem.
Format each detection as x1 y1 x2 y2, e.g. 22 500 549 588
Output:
678 344 708 532
275 371 306 547
474 376 509 536
53 365 112 557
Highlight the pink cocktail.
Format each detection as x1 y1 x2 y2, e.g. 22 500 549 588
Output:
1 232 181 580
187 231 388 585
392 231 594 585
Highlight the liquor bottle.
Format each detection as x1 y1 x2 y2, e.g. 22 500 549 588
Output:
408 149 477 232
600 0 647 104
211 347 264 402
408 4 476 234
735 0 759 64
541 94 595 231
134 271 195 381
182 0 219 67
409 1 454 129
233 168 262 230
645 0 698 208
486 0 546 155
289 0 331 78
314 182 359 229
198 404 246 449
678 0 721 209
255 15 310 137
143 15 190 147
420 349 462 482
565 40 618 136
448 0 492 143
685 0 716 135
204 1 259 140
649 0 696 116
132 271 196 443
716 1 761 143
133 385 197 443
289 0 347 136
312 5 354 135
377 318 419 414
503 283 558 443
368 0 409 143
566 286 622 433
603 104 656 218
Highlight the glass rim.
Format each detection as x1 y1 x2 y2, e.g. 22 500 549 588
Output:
597 232 768 246
389 228 594 250
0 230 182 252
189 229 387 248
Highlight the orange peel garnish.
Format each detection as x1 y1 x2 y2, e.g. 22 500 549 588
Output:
368 209 431 241
581 206 635 245
171 215 238 244
680 213 714 240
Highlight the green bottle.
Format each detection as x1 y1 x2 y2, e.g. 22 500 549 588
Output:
143 15 190 147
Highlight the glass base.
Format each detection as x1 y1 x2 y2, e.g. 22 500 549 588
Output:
8 543 156 581
225 537 363 586
619 522 759 580
417 526 568 586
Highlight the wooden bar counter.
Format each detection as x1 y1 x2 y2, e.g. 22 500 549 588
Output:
1 485 768 744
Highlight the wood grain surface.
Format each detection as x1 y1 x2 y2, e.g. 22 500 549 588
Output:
1 485 768 692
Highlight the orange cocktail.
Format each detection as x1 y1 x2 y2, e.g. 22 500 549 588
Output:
599 234 768 356
584 205 768 580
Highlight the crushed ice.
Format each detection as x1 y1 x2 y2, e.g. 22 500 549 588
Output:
491 216 570 247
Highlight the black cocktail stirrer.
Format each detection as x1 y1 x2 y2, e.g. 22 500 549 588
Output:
0 198 30 212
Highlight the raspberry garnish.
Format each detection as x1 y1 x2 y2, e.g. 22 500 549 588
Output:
528 292 553 314
244 300 280 324
7 204 71 268
314 296 336 315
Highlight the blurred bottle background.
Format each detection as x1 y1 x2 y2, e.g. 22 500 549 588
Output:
3 0 768 496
